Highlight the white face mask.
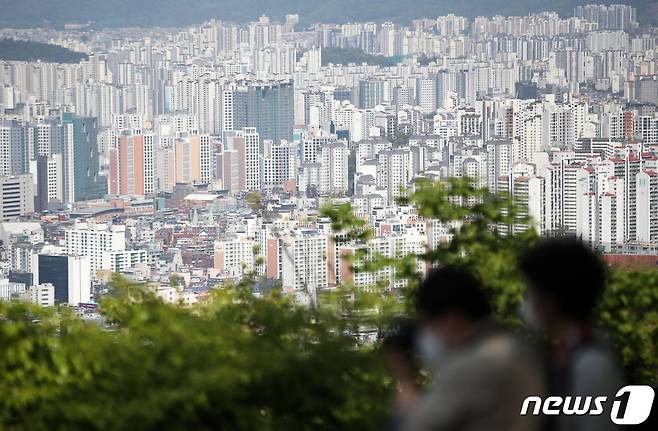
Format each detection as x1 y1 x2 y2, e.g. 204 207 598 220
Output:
520 296 543 330
416 329 446 370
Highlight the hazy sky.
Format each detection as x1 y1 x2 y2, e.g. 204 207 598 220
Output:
0 0 650 28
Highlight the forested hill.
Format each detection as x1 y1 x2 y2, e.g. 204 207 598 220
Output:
0 39 87 63
0 0 655 28
321 48 398 67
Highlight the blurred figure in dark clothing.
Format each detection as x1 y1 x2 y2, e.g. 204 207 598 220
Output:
386 266 545 431
382 319 421 429
520 239 625 431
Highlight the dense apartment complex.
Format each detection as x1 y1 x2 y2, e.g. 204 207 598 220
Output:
0 4 656 306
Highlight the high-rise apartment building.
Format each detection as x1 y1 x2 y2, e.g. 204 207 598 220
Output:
109 133 154 196
62 113 106 202
262 139 297 190
230 80 294 143
214 234 257 278
281 228 328 305
173 134 212 185
416 78 437 114
358 78 384 109
0 120 29 176
218 128 261 192
377 148 413 203
636 170 658 243
35 154 63 211
319 142 349 195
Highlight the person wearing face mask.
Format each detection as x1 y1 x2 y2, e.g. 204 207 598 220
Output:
519 239 625 431
390 266 545 431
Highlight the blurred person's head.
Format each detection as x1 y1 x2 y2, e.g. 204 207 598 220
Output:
519 239 607 333
414 266 491 363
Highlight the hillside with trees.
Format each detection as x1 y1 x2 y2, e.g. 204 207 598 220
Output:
321 47 397 67
0 39 86 63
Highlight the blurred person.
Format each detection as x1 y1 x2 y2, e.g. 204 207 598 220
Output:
519 239 625 431
387 266 545 431
382 319 422 429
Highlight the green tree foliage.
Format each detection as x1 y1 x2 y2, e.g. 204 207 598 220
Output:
1 178 656 430
401 178 539 319
597 270 658 383
322 177 658 383
321 47 396 67
392 132 410 147
0 276 390 430
0 39 86 63
245 191 269 218
416 54 439 66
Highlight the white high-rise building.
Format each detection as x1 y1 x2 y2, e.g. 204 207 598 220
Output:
636 170 658 244
46 155 63 203
0 120 28 177
319 142 349 195
214 234 257 279
598 176 626 251
379 22 396 57
281 229 328 305
565 164 594 234
338 225 427 289
577 191 598 246
495 162 545 235
519 114 542 162
486 139 515 194
60 121 76 203
33 154 63 206
377 148 413 203
241 127 261 191
65 222 127 274
416 78 436 114
542 103 575 148
262 139 297 190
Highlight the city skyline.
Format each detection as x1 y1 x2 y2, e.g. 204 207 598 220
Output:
0 4 655 305
1 3 657 430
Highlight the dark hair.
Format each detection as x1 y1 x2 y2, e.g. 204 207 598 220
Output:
415 266 491 320
382 318 418 356
519 238 607 318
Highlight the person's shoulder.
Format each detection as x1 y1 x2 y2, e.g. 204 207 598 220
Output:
468 327 528 370
479 326 524 356
446 325 534 375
